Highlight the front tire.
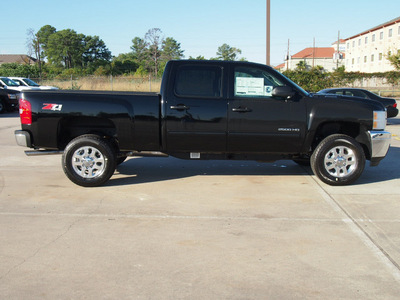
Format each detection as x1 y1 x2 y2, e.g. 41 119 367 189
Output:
311 134 365 186
62 135 116 187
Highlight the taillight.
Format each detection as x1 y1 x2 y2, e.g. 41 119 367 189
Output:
394 103 397 108
19 98 32 125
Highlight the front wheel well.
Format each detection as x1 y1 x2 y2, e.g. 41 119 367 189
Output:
310 122 372 160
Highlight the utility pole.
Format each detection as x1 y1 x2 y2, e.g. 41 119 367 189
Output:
286 39 290 70
336 30 340 69
312 37 315 68
266 0 270 65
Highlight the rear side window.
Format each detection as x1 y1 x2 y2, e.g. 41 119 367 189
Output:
174 65 222 98
345 90 368 98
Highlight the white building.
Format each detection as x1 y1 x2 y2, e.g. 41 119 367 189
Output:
283 43 345 72
345 17 400 73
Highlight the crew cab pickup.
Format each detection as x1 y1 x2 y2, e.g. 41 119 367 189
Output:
15 60 391 187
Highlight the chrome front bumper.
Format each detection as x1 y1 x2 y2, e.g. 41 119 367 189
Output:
368 130 391 166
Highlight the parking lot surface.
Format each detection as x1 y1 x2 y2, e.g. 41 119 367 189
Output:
1 111 400 299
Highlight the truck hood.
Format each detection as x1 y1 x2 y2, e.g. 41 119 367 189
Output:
310 93 386 111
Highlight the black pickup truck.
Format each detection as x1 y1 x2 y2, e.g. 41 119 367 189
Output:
15 60 391 187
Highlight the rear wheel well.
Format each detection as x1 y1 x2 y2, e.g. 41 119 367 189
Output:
58 117 118 150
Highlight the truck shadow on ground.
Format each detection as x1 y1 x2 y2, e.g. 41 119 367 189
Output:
355 145 400 185
110 157 308 187
109 145 400 187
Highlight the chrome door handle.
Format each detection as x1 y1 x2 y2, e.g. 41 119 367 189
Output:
170 104 189 110
232 107 252 112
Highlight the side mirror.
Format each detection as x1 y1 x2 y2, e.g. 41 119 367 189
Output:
272 86 295 99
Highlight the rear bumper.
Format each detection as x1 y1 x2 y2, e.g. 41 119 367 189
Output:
15 130 32 148
368 130 391 166
387 107 399 118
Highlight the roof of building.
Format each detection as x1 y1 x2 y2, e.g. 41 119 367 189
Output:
291 47 335 59
345 16 400 40
0 54 37 64
274 63 285 70
331 39 346 45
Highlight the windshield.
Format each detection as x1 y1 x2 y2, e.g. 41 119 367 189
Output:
0 77 19 87
23 78 40 87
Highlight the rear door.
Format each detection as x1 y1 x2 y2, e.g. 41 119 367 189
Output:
164 63 228 152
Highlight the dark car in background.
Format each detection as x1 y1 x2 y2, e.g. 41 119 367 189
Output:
0 87 19 113
317 88 398 118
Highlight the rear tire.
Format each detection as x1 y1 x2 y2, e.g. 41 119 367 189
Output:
62 135 116 187
311 134 365 186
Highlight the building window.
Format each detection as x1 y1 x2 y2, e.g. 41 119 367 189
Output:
365 37 368 44
389 28 393 37
352 58 355 65
352 40 355 47
358 39 361 46
347 42 350 49
371 54 374 62
379 53 383 60
364 56 367 63
357 57 360 64
398 25 400 35
380 31 384 39
372 34 375 42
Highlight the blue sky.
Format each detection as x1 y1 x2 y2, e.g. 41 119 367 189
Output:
1 0 399 66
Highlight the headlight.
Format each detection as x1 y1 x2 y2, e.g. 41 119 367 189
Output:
7 94 17 99
373 110 386 130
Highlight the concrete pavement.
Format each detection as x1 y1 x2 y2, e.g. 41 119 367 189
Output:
1 112 400 299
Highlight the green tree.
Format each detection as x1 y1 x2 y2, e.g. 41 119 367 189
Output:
145 28 163 76
295 61 308 71
216 43 242 61
131 37 148 63
387 50 400 71
82 35 112 70
161 37 184 61
46 29 84 68
188 55 206 60
129 29 185 77
36 25 57 60
111 53 138 75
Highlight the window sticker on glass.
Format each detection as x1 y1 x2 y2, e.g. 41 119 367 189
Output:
265 86 273 96
235 77 264 96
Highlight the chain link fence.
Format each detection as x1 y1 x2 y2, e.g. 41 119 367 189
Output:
32 75 162 92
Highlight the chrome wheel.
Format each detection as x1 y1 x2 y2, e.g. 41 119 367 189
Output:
311 134 365 186
324 146 357 178
71 146 106 178
63 135 116 187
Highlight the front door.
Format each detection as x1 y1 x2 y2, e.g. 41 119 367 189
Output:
227 65 307 154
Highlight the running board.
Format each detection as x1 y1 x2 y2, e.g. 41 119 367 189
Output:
25 150 169 158
25 150 64 156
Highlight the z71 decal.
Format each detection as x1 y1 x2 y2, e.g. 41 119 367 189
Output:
42 103 63 111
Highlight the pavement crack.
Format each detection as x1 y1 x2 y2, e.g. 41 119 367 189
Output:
307 174 400 282
0 197 105 281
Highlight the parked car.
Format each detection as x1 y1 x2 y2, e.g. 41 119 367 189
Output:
0 87 19 113
0 77 39 91
317 88 398 118
9 77 58 90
